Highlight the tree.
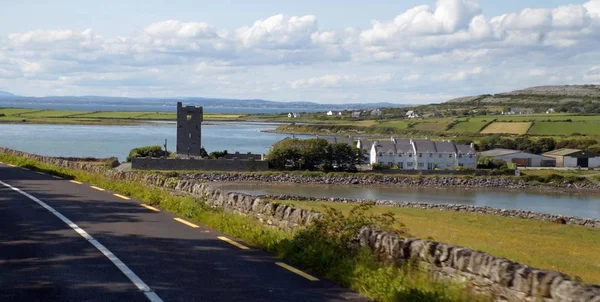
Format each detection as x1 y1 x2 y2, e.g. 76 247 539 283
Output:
209 150 228 159
537 138 556 153
127 145 169 162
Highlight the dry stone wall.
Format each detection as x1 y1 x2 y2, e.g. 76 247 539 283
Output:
2 148 599 301
356 227 600 302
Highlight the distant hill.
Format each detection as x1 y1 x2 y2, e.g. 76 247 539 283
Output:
0 91 17 97
0 94 400 110
446 85 600 105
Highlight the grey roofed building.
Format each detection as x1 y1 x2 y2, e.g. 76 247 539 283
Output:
393 138 413 153
412 139 436 153
320 136 355 146
456 144 476 154
479 148 521 157
434 141 457 153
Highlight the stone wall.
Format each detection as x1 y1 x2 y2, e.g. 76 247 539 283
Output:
131 157 269 172
356 227 600 302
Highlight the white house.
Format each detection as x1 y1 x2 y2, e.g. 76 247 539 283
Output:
546 108 555 114
371 109 382 116
366 138 476 170
287 112 299 118
352 111 361 118
327 110 342 116
479 149 555 167
406 110 419 119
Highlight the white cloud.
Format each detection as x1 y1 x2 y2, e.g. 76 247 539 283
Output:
2 1 600 103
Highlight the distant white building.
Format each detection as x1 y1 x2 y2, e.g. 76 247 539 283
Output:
327 110 342 116
371 109 382 116
362 137 476 170
546 108 555 114
502 107 533 115
287 112 298 118
406 110 419 119
352 111 361 118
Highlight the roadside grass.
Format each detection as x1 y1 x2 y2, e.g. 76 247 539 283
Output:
529 122 600 136
278 200 600 284
0 153 485 302
480 122 531 134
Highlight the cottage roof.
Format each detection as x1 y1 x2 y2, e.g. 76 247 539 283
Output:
456 144 476 154
413 139 436 153
434 141 457 153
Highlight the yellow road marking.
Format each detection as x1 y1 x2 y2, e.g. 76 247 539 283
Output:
140 204 160 212
70 180 83 185
52 176 62 179
113 194 130 200
217 236 250 250
174 218 200 228
8 164 16 167
275 262 319 281
90 186 105 191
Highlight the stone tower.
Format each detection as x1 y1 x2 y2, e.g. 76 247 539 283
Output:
176 102 203 156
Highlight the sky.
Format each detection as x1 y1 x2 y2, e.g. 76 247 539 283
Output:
1 0 599 104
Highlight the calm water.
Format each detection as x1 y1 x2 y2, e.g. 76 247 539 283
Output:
0 99 331 114
0 122 308 161
217 184 600 219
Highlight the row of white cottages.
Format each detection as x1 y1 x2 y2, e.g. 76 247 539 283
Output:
322 137 477 170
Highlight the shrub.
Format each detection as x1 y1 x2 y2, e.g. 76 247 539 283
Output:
127 145 169 162
372 163 391 170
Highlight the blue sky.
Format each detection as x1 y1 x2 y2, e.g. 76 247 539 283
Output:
1 0 599 103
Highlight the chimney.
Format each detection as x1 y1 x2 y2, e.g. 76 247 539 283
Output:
470 142 474 148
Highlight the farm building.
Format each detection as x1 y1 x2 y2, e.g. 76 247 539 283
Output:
478 149 556 167
543 149 600 168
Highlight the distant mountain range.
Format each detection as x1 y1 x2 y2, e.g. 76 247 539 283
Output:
0 91 401 110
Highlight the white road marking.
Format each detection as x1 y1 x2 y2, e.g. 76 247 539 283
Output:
0 180 163 302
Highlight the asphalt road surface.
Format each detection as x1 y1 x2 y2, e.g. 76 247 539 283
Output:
0 162 367 302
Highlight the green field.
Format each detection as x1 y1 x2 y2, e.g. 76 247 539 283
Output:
529 122 600 136
281 200 600 284
413 121 449 132
375 121 410 130
19 110 93 118
0 108 40 115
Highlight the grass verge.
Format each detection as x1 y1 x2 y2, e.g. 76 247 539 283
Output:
0 153 485 301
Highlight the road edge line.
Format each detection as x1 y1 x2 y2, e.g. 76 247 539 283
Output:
0 180 163 302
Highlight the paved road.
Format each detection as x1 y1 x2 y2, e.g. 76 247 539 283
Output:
0 163 367 302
